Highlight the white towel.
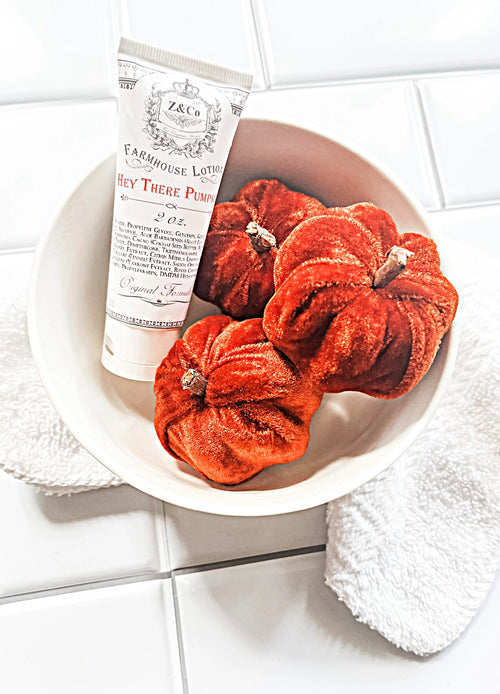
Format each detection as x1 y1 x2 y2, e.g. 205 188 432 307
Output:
0 251 121 494
325 238 500 656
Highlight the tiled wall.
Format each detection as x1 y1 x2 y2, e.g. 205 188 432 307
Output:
1 3 499 692
1 0 499 253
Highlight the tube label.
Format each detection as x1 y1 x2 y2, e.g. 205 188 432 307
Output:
105 42 251 330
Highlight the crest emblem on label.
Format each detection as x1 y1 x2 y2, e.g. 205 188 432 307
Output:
144 79 221 158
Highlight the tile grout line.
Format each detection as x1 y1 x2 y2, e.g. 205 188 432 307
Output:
172 544 326 576
412 80 446 210
429 199 500 212
0 66 497 109
0 571 171 607
0 545 326 607
260 65 500 93
0 247 37 256
248 0 272 89
0 95 118 111
116 0 131 37
170 574 191 694
156 500 172 574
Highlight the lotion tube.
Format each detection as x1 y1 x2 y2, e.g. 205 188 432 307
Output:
102 38 252 381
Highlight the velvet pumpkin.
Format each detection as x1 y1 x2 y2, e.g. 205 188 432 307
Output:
263 203 459 398
153 314 323 484
193 179 326 319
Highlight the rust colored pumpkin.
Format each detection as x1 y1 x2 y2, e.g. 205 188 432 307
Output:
263 203 459 398
193 179 326 319
154 314 323 484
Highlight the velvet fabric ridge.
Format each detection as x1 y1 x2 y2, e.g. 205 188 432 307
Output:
193 179 326 319
154 314 323 485
263 203 459 398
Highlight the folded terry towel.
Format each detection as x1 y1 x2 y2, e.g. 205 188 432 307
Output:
325 238 500 656
0 251 122 494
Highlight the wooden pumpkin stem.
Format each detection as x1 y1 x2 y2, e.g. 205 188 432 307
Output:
246 221 277 252
373 246 414 289
181 368 208 397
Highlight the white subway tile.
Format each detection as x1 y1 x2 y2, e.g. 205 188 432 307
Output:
0 580 183 694
0 472 165 598
163 503 326 569
0 0 121 103
244 81 440 209
430 204 500 258
176 553 500 693
418 73 500 206
254 0 500 86
0 101 117 251
126 0 265 90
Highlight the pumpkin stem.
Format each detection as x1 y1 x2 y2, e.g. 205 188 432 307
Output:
181 368 208 397
246 220 277 252
373 245 414 289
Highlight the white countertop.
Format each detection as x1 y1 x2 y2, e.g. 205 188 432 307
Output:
1 1 499 691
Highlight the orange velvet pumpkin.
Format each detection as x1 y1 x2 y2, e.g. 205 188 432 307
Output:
263 203 459 398
193 179 326 319
154 314 323 484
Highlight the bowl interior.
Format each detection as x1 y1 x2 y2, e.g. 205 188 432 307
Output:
28 119 456 515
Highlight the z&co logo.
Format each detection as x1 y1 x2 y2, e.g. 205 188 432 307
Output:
144 79 221 158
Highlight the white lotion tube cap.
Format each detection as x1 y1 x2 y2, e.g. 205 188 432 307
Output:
101 315 179 381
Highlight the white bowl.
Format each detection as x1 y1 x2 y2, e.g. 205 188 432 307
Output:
28 119 457 516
